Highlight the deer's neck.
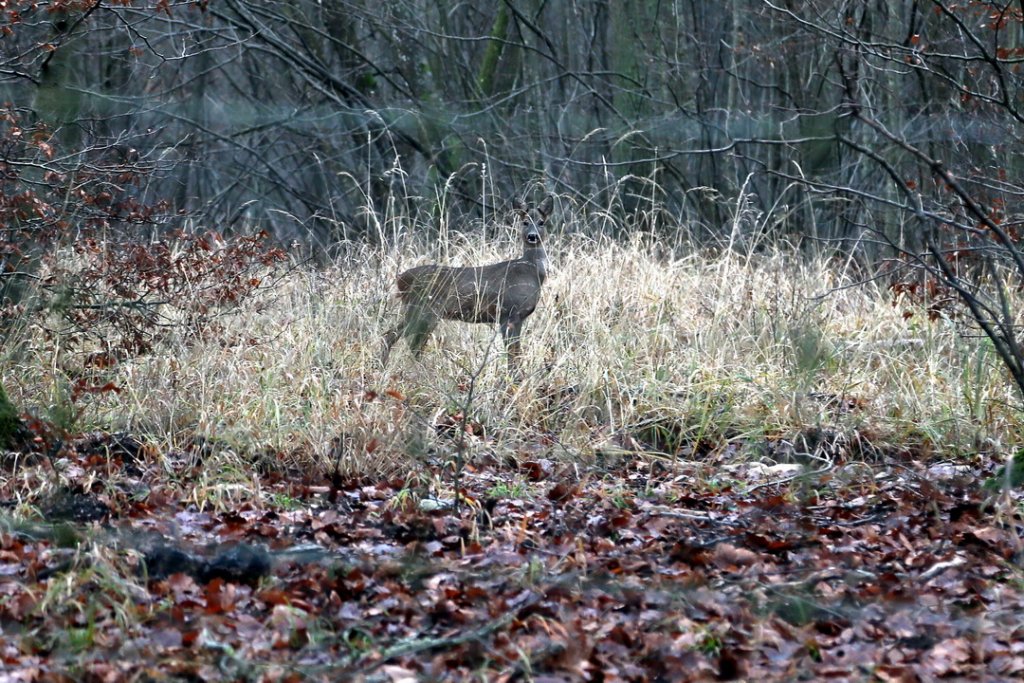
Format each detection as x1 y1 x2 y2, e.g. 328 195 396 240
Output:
523 245 548 283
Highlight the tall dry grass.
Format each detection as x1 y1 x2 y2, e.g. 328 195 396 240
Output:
2 205 1019 482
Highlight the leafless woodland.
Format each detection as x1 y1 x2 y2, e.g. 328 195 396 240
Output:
3 1 1018 251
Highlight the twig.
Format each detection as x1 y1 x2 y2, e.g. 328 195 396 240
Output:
743 459 834 495
340 594 538 676
918 556 967 582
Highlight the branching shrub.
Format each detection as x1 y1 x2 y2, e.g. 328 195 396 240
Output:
41 231 288 365
0 107 288 368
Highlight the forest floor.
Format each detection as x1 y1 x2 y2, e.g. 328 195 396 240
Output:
1 430 1022 682
5 241 1024 681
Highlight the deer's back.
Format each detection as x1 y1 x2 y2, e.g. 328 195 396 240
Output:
397 258 543 323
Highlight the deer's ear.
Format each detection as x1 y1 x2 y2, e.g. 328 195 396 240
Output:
513 199 528 215
538 195 553 218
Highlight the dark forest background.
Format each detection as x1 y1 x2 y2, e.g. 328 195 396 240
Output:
4 1 1020 252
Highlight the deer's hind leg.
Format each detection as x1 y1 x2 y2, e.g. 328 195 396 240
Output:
381 326 401 366
382 303 438 365
402 303 439 358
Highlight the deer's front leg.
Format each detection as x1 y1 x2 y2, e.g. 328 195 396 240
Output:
501 318 524 371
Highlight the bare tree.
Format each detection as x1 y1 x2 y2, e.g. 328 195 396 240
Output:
751 0 1024 404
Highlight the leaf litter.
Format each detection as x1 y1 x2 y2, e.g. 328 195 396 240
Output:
1 432 1023 681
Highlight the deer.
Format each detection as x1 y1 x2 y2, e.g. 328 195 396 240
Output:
381 196 553 372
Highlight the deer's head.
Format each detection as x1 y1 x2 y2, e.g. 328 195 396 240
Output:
515 195 553 249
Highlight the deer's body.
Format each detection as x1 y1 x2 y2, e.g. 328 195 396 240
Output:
382 197 552 369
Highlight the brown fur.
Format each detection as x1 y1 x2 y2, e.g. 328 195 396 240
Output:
382 196 553 371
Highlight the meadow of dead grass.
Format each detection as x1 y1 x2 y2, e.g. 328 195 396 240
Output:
2 207 1019 484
